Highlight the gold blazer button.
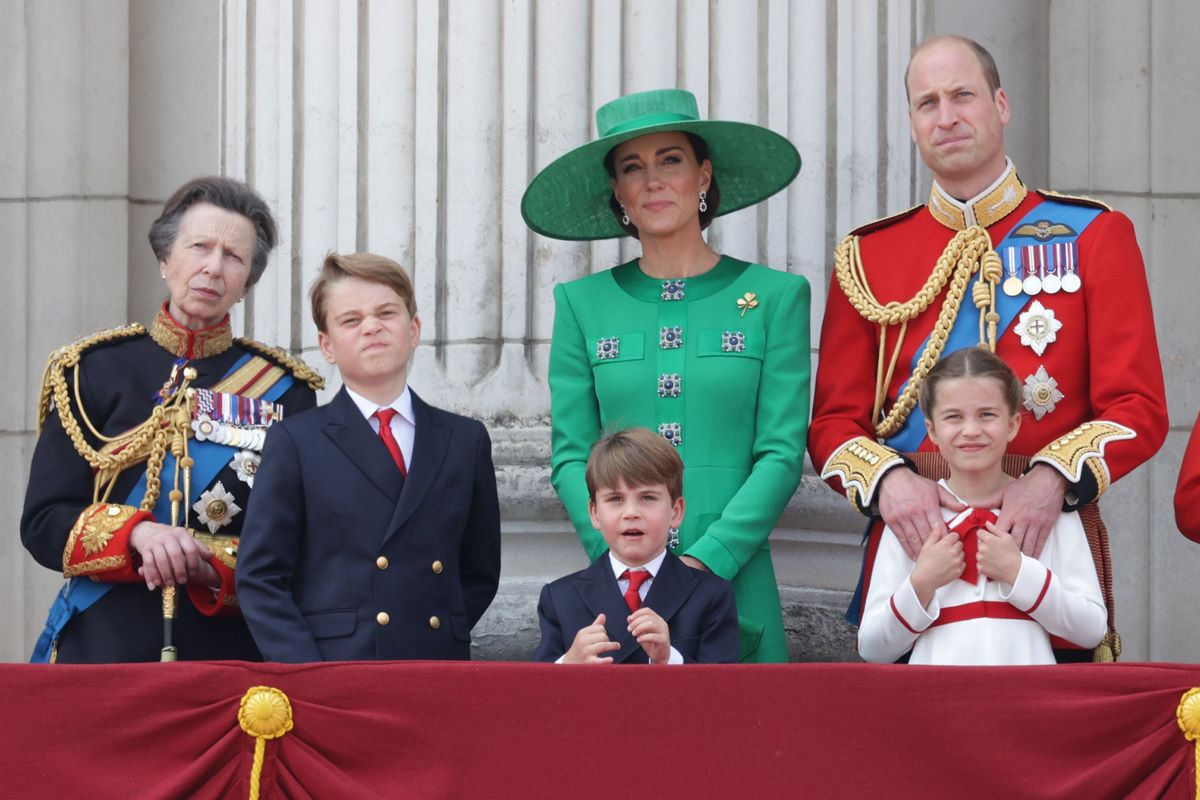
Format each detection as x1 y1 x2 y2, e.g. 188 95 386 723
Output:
376 556 389 570
376 612 390 626
429 616 441 630
431 560 443 574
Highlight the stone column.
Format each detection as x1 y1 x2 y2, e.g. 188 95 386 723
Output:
1 0 132 658
1047 0 1200 661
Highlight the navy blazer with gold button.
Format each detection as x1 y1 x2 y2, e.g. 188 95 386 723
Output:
237 386 501 662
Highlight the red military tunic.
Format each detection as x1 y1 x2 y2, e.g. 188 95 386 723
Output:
1176 412 1200 542
809 161 1166 643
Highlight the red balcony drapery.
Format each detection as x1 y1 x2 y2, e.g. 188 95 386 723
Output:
2 661 1196 799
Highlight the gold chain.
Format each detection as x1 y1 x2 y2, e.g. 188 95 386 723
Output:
833 225 1002 439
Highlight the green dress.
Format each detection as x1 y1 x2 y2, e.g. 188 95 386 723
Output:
549 256 811 662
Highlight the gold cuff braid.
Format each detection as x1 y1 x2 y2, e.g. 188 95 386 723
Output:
192 531 239 570
820 437 904 511
63 503 138 577
1029 420 1136 497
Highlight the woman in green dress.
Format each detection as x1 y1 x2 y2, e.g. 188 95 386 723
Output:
522 89 810 663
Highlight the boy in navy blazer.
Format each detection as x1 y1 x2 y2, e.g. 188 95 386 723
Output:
237 252 500 662
533 428 739 664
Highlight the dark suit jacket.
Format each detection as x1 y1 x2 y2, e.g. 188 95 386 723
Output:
237 387 501 662
532 551 740 664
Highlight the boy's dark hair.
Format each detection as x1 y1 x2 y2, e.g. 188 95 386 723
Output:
919 346 1022 417
586 428 684 501
310 252 417 332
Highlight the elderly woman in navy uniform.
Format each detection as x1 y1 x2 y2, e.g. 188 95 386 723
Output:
522 89 809 663
22 176 322 663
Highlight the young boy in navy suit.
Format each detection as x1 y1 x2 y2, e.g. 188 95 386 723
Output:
237 253 501 662
533 428 739 664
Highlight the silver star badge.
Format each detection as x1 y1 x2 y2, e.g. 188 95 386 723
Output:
232 450 261 488
193 481 241 533
1023 365 1064 421
1014 300 1062 357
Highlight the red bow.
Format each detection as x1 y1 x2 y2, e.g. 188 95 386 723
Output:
948 508 998 584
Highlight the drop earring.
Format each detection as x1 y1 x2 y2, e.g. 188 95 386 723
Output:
620 204 630 226
698 190 708 213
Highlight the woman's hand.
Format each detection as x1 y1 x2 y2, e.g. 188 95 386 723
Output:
129 521 218 590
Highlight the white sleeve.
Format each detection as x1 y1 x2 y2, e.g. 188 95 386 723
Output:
857 526 938 663
996 512 1107 649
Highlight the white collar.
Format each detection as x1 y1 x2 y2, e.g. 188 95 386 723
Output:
345 384 415 426
608 548 668 580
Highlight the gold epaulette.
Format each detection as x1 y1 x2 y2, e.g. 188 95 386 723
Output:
234 338 326 391
1036 189 1113 212
1029 420 1136 499
848 204 924 237
37 324 147 434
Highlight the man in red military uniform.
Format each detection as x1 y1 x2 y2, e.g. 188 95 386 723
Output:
808 35 1166 660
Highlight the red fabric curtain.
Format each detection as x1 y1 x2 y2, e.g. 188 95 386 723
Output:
2 661 1195 799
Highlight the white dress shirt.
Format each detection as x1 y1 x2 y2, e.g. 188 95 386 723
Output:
344 385 415 469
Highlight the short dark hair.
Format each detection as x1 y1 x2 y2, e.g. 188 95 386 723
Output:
310 252 418 332
148 176 278 288
586 428 684 501
603 132 721 239
919 346 1021 418
905 35 1002 102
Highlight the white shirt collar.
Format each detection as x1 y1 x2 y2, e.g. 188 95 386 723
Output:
608 548 668 580
344 384 415 426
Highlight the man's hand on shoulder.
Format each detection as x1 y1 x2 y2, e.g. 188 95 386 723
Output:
993 465 1067 557
878 468 965 559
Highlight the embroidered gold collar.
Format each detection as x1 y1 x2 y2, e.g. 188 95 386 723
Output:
928 159 1027 231
150 303 233 360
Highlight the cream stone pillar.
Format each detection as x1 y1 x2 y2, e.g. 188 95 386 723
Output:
2 0 132 659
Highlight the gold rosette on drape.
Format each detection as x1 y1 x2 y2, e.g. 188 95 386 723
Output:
238 686 294 800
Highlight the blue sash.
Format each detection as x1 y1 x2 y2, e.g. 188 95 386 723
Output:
31 355 294 662
882 198 1103 454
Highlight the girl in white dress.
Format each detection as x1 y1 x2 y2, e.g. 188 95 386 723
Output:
858 347 1106 665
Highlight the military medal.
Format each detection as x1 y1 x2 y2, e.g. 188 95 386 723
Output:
1002 247 1023 296
1023 365 1064 421
1014 300 1062 356
193 482 242 533
1060 241 1082 293
191 389 278 453
1042 243 1062 294
1021 245 1042 295
232 450 261 487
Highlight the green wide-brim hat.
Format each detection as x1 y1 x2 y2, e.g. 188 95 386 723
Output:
521 88 801 241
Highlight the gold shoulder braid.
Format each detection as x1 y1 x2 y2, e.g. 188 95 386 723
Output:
38 326 199 509
833 225 1002 439
38 324 146 436
234 338 326 391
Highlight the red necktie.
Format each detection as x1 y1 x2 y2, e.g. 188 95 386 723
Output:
373 408 408 477
948 508 998 584
622 569 652 612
